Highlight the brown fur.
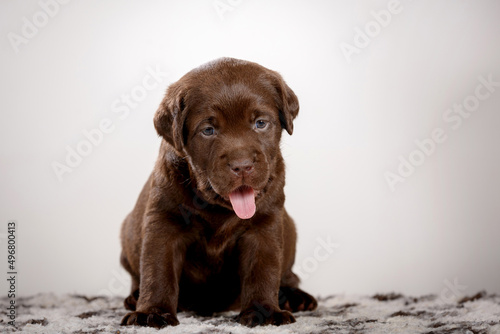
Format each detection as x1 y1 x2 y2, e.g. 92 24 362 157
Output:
120 58 317 328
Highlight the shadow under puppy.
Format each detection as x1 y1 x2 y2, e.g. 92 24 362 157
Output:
120 57 317 328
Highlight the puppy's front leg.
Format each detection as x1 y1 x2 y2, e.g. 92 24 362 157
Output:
121 218 184 328
236 222 296 327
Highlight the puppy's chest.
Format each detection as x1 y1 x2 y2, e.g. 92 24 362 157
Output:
183 219 245 279
193 224 242 260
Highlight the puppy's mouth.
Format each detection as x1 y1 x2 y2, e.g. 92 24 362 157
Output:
228 185 256 220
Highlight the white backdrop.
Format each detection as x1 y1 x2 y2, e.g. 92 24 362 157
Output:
1 0 499 300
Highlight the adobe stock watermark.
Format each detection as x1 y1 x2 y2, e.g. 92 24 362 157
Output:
245 235 338 325
51 65 169 182
98 268 130 298
385 74 499 192
339 0 406 64
439 277 467 304
213 0 243 20
294 236 339 280
7 0 72 54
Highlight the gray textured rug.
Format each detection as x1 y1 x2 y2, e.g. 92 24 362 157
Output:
1 292 500 333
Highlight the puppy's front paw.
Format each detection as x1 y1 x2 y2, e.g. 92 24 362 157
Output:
120 310 179 328
236 306 296 327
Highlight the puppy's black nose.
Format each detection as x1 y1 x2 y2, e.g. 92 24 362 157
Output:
229 159 254 177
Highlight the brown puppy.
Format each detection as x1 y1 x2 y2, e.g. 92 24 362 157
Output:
120 58 317 328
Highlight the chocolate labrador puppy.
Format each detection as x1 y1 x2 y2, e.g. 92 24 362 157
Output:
120 58 317 328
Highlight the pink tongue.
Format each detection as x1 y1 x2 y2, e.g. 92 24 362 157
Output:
229 186 256 219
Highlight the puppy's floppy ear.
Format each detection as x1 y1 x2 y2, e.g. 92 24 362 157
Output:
271 71 299 135
153 84 187 151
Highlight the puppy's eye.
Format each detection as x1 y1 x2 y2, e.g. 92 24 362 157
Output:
202 127 215 136
255 120 267 129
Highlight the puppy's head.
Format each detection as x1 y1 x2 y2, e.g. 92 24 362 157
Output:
154 58 298 219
